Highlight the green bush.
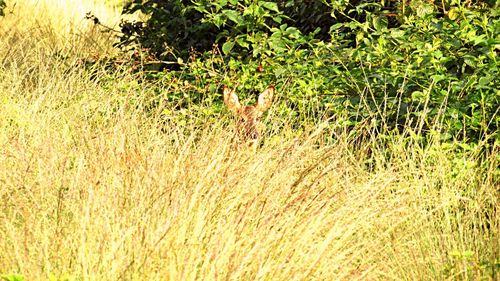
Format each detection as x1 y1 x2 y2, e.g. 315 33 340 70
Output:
117 0 376 61
118 0 498 145
0 0 7 16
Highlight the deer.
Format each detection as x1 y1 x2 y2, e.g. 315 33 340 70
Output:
223 85 274 146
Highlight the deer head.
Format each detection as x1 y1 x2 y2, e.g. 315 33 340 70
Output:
223 85 274 142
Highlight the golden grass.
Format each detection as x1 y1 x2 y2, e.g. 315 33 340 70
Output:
0 1 498 280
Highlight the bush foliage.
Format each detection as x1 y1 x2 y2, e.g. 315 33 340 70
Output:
0 0 6 16
118 0 499 145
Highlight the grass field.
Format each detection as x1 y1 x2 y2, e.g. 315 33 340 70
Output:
0 1 498 280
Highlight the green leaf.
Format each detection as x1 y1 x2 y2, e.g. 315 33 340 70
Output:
431 74 447 83
478 76 492 87
235 35 250 49
463 55 477 67
259 1 280 13
356 32 364 44
223 9 243 25
213 14 224 28
274 66 286 77
411 91 427 102
330 23 343 30
373 16 388 31
285 27 301 39
222 40 235 55
0 274 25 281
447 8 460 20
268 37 286 52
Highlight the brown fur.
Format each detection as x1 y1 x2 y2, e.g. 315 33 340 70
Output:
223 85 274 142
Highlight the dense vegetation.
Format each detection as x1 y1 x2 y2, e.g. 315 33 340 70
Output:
118 0 498 147
0 0 6 16
0 0 498 280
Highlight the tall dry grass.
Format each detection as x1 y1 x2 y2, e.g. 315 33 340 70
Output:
0 1 498 280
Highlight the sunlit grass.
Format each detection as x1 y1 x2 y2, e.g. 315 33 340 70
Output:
0 1 498 280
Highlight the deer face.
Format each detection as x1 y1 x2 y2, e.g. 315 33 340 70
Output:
223 85 274 141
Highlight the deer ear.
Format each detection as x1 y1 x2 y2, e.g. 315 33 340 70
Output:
223 86 241 113
256 85 274 112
